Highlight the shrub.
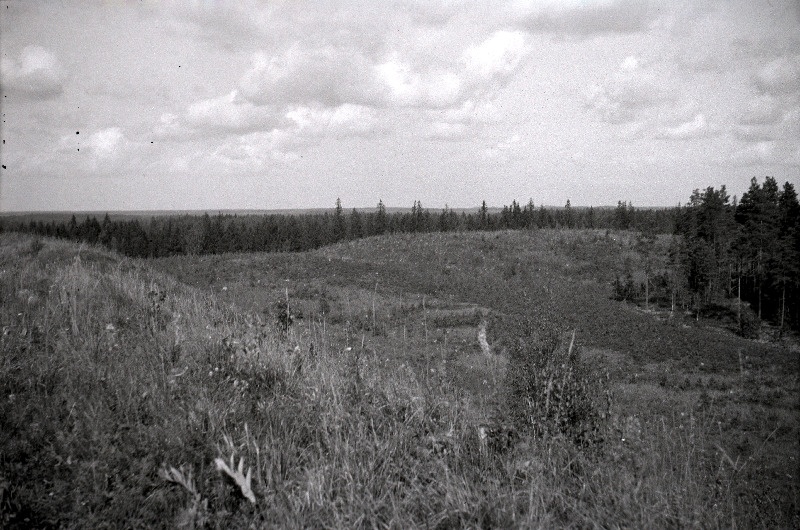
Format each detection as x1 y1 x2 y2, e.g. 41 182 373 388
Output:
273 296 303 334
739 305 760 339
498 315 611 445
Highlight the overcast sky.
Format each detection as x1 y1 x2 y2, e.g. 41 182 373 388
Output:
1 0 798 212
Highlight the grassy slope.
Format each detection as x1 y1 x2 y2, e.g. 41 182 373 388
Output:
2 230 798 528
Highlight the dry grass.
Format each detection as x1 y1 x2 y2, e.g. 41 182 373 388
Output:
1 232 797 528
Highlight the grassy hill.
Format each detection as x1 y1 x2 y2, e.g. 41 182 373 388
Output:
2 230 797 528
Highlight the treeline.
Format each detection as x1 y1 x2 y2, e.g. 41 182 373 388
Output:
611 177 799 334
1 198 674 258
3 179 797 332
674 177 799 334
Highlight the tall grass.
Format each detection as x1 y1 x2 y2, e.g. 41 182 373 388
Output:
1 233 795 528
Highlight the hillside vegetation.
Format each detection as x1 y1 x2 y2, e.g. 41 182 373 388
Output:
2 230 797 528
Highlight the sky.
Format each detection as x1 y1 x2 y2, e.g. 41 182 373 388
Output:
1 0 798 212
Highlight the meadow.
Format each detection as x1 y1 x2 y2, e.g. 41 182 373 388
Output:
1 229 797 528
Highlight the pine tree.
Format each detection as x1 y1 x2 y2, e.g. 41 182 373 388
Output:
332 198 346 241
375 199 388 235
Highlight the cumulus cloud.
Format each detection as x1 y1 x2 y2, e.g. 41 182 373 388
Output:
285 104 381 138
161 22 533 160
375 56 463 108
87 128 125 158
586 56 671 124
237 29 529 114
422 99 503 141
464 30 528 80
58 127 127 158
0 45 65 99
186 90 283 134
239 46 382 107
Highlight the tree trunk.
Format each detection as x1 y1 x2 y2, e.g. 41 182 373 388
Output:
645 272 649 311
671 287 675 314
780 282 785 339
758 282 762 320
737 273 741 331
696 292 701 321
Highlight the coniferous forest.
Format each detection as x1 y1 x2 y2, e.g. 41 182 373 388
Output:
3 177 798 332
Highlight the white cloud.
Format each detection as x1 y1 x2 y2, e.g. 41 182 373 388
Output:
586 56 674 125
482 133 521 163
88 128 125 158
285 103 381 138
464 30 528 80
424 121 469 140
58 127 127 159
239 46 381 108
375 56 463 108
586 79 665 124
0 45 65 99
754 56 800 96
620 55 639 72
185 90 282 134
656 113 716 140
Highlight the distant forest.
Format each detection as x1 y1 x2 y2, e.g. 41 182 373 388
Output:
3 177 798 332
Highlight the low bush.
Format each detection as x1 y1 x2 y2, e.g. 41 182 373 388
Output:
495 314 612 446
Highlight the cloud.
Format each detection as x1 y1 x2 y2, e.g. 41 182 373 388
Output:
734 57 800 149
58 127 127 158
0 45 65 100
375 55 463 108
237 30 529 113
239 46 383 108
422 99 503 141
424 121 469 140
482 133 521 163
87 128 125 158
163 0 272 50
464 30 528 80
185 90 283 134
285 103 381 139
655 113 717 140
753 56 800 96
730 107 800 167
734 105 800 142
513 0 663 36
586 56 671 124
738 95 783 125
171 24 532 156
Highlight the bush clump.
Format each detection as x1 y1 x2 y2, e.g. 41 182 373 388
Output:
739 304 760 339
496 315 612 445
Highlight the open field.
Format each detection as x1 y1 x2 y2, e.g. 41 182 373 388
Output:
2 230 797 528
